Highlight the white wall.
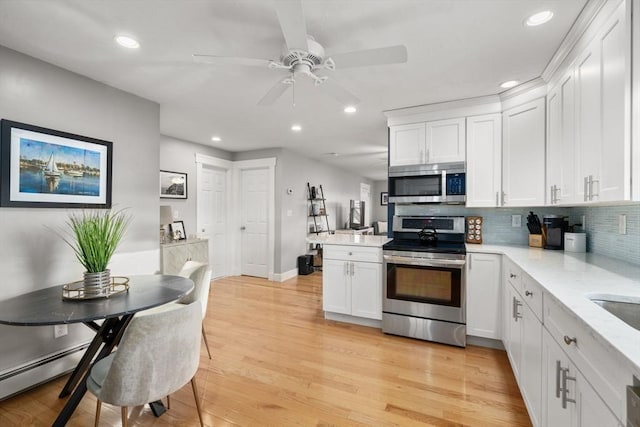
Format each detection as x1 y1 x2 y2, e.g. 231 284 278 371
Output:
159 135 232 238
0 46 160 386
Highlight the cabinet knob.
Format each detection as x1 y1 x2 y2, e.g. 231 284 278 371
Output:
563 335 577 346
525 290 533 297
348 252 353 256
510 273 517 279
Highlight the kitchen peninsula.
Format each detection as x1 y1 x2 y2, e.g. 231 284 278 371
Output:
307 234 391 327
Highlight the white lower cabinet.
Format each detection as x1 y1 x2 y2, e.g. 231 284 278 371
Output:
503 263 543 427
322 245 382 321
542 329 619 427
466 252 501 339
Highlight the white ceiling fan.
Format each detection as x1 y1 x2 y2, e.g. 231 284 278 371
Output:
192 0 408 106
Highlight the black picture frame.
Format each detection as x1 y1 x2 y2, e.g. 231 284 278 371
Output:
160 170 187 199
0 119 112 208
170 220 187 240
380 192 388 206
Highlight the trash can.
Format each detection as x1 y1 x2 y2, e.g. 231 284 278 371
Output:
297 254 314 275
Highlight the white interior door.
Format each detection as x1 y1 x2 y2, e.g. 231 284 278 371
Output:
360 183 371 228
199 166 227 279
241 168 269 278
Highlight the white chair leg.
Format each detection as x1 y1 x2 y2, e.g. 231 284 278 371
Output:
191 377 204 427
202 324 212 359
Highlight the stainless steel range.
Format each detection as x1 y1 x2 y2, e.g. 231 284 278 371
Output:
382 215 466 347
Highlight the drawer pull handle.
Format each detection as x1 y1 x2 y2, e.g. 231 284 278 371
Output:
348 252 353 256
510 273 517 279
561 367 576 409
563 335 577 346
525 290 533 297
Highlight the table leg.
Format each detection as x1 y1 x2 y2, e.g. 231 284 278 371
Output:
53 314 134 427
58 318 120 398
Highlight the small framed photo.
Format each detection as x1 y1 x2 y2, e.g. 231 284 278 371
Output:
380 192 388 206
160 170 187 199
170 220 186 240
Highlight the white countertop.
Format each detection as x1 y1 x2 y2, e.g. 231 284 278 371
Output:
307 234 392 247
466 243 640 374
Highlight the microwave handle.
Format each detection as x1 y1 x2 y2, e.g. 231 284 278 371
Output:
441 170 447 199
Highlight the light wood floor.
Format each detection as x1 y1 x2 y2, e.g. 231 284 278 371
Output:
0 273 532 426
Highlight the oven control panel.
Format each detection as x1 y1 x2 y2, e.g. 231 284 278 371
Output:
466 216 483 244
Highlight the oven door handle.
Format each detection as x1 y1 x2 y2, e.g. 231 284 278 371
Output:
383 255 466 268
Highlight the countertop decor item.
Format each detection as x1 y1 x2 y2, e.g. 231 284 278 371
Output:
59 208 131 299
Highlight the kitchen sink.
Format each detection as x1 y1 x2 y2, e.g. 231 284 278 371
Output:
590 297 640 332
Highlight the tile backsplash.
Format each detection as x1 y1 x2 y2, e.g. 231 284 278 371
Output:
394 203 640 265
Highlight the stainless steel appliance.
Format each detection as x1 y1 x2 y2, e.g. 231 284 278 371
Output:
388 162 466 204
382 215 466 347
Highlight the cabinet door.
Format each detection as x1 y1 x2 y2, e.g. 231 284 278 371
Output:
576 369 620 427
575 40 601 202
188 240 209 264
466 253 501 338
502 98 546 207
350 261 382 320
598 3 628 202
389 123 426 166
543 329 574 427
466 114 502 207
547 70 576 205
425 117 466 163
322 259 351 315
161 244 189 274
504 284 523 380
520 302 543 427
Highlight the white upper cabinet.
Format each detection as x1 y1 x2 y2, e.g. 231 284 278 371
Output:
466 113 502 207
575 1 630 203
388 122 426 167
547 69 577 205
502 98 546 207
425 117 466 163
389 118 465 167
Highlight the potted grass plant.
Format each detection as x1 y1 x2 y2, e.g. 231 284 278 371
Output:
61 209 131 296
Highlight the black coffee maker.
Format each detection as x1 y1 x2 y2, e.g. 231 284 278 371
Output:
543 215 569 250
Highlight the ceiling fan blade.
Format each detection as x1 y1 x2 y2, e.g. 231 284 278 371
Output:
328 45 408 69
193 54 271 67
258 78 292 106
273 0 309 51
320 79 360 106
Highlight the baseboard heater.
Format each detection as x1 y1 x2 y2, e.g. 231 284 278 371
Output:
0 342 89 401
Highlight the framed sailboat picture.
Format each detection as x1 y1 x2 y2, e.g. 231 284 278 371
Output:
0 120 112 208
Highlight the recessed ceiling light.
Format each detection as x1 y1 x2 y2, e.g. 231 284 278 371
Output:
344 106 357 114
114 35 140 49
291 124 302 132
525 10 554 27
500 80 520 89
211 136 222 142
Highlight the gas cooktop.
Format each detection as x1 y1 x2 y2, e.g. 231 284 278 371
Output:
382 239 466 255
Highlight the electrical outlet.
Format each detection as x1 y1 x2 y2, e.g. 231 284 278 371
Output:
512 214 521 227
54 324 68 339
619 214 627 235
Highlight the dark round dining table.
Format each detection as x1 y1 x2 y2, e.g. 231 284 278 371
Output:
0 274 194 427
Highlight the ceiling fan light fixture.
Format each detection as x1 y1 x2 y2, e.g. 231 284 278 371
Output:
344 106 357 114
114 35 140 49
291 124 302 132
211 136 222 142
500 80 520 89
525 10 554 27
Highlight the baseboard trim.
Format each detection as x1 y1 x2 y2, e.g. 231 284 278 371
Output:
0 343 89 401
272 268 298 282
466 335 505 350
324 312 382 329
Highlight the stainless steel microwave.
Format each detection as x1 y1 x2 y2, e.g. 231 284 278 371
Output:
388 162 466 204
